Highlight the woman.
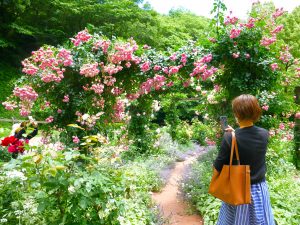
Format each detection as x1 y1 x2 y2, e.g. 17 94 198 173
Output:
214 94 275 225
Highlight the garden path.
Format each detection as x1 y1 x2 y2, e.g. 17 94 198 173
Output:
152 146 206 225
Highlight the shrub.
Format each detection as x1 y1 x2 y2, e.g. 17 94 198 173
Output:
0 147 160 224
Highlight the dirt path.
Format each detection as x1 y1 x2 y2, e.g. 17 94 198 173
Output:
152 148 205 225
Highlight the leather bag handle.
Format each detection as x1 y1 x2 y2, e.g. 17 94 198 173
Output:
230 132 240 166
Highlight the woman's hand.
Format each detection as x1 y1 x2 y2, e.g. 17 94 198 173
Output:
225 125 234 132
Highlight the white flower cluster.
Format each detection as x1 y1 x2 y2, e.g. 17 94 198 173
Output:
5 170 27 181
206 90 218 104
0 218 8 223
152 100 161 112
23 197 38 215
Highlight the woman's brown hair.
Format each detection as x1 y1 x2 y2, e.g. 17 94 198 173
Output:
232 94 262 122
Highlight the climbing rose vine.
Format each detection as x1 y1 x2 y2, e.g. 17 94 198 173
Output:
3 30 218 128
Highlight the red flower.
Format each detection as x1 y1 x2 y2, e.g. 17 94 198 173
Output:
1 136 28 154
1 136 17 146
8 145 18 153
14 140 26 153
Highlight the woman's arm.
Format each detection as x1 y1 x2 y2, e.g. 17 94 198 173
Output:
14 128 26 139
27 128 38 140
213 132 232 172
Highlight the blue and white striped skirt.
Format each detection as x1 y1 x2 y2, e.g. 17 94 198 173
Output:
217 181 275 225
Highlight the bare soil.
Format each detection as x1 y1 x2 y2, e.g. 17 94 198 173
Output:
152 149 204 225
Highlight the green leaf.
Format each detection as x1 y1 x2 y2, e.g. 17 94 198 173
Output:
79 197 88 209
37 202 47 212
67 124 85 130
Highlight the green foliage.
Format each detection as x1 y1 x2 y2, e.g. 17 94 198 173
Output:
256 90 298 129
278 6 300 58
0 0 209 67
210 0 227 37
266 137 300 225
0 148 160 224
128 97 158 154
156 9 209 50
212 26 279 98
160 93 183 141
191 119 217 146
0 145 11 163
0 63 22 120
171 121 193 145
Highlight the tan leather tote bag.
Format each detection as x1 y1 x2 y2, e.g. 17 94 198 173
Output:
208 132 251 205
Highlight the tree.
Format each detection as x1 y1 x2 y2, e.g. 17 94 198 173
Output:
278 6 300 58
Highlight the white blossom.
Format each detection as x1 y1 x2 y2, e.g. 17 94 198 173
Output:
5 170 27 181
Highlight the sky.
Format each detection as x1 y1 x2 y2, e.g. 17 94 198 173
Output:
145 0 300 19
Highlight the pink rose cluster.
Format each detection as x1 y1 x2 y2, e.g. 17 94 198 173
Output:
190 54 217 81
22 47 73 83
153 65 161 71
104 64 123 76
113 100 125 122
71 29 92 46
110 41 139 64
93 40 111 53
259 9 285 48
139 75 166 94
232 52 240 58
72 136 80 144
269 121 294 141
260 36 277 47
168 65 182 75
103 75 116 86
270 63 279 71
262 105 269 111
169 53 177 61
181 53 188 65
200 54 213 63
224 15 238 25
80 63 100 77
111 87 123 96
57 49 73 66
272 8 285 19
22 59 39 75
279 46 292 63
140 61 151 72
229 28 241 39
2 101 17 111
271 25 284 35
90 83 105 95
13 86 38 101
243 17 256 29
126 93 140 101
63 95 69 103
45 116 54 123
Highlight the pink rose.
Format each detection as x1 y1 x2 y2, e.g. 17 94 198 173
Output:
140 62 151 72
63 95 69 102
279 123 285 130
45 116 54 123
72 136 80 144
153 65 161 71
270 63 279 71
262 105 269 111
229 28 241 39
232 52 240 58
